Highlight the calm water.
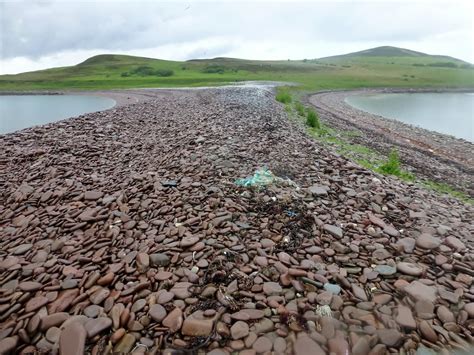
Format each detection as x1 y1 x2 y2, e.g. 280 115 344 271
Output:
345 93 474 142
0 95 116 134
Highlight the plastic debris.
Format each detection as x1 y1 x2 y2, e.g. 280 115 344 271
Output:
235 167 299 189
315 305 333 318
235 168 276 187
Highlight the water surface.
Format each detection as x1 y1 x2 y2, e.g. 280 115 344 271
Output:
0 95 116 134
345 92 474 142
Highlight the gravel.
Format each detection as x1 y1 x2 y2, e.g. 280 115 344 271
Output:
0 86 473 354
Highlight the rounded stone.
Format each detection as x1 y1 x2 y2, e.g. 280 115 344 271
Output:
149 304 167 322
252 336 272 353
231 321 249 340
416 234 441 249
397 262 423 276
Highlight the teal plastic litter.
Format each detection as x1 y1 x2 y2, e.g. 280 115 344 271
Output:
235 168 276 187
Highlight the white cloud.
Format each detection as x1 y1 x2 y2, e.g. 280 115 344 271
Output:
0 0 473 74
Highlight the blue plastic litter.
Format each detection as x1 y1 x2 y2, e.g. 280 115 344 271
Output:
235 168 276 187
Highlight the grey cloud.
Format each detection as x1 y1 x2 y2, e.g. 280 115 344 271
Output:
0 0 472 61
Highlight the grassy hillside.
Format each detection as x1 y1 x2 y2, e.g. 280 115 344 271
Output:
0 47 473 91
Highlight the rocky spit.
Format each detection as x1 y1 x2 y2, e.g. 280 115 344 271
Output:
0 87 473 355
307 89 474 196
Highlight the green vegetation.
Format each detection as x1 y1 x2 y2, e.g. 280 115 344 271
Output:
1 47 473 91
377 149 402 175
306 109 320 129
376 149 415 181
294 101 306 116
275 87 292 104
122 66 174 77
282 98 471 203
201 65 226 74
422 181 473 204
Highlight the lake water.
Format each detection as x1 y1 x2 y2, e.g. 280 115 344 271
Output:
345 92 474 142
0 95 116 134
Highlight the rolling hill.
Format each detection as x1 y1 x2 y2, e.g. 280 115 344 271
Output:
318 46 471 66
0 46 472 91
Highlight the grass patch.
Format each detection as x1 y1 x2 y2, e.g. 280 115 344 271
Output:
422 181 473 204
372 149 415 181
306 109 321 129
295 101 306 116
275 87 292 104
377 149 402 175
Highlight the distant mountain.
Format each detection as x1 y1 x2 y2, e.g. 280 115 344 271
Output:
319 46 470 64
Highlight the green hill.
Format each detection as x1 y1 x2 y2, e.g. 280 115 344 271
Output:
0 46 472 91
318 46 470 67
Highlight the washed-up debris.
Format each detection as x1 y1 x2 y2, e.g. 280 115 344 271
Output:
235 167 299 189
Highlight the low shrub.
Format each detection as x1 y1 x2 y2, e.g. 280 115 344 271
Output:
306 109 320 129
129 66 174 77
201 65 225 74
428 62 458 68
155 69 174 77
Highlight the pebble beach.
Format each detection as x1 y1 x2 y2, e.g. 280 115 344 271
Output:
0 86 473 354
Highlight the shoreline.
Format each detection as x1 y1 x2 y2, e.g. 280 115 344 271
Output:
307 88 474 196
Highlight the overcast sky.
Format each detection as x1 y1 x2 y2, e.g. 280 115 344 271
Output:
0 0 473 74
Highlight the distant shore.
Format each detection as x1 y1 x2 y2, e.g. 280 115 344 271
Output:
307 88 474 195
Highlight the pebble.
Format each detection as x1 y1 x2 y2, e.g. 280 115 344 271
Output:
464 303 474 318
13 244 33 255
263 282 282 295
18 281 43 291
397 262 423 276
84 190 103 200
376 329 402 347
40 312 69 331
84 317 112 337
294 334 325 355
405 281 437 303
180 236 199 247
46 326 61 344
374 264 396 276
0 337 18 354
162 307 183 333
149 304 167 322
155 271 173 280
114 333 136 353
83 305 102 318
436 305 455 323
395 305 417 329
149 253 170 267
445 236 465 250
157 290 174 304
323 224 343 239
416 233 441 249
323 283 341 295
231 321 249 340
182 311 214 336
59 322 86 355
25 296 49 312
252 336 273 353
419 320 438 342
